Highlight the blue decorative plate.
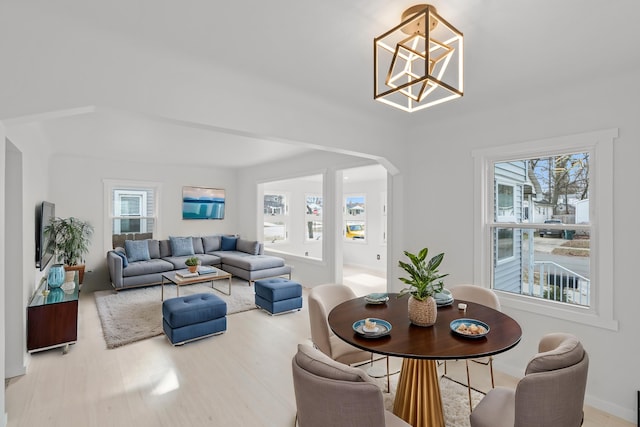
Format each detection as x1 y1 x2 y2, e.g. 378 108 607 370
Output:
450 318 490 338
353 318 392 338
435 289 454 306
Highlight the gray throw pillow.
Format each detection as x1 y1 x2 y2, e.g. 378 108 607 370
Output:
169 236 195 257
147 239 160 259
124 240 151 262
203 235 221 252
236 238 260 255
192 237 204 254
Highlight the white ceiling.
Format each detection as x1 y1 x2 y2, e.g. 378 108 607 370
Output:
6 0 639 168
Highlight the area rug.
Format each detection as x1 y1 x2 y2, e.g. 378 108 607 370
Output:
375 374 483 427
94 282 257 349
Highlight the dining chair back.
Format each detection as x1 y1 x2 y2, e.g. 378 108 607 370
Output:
291 343 410 427
308 284 370 365
470 332 589 427
447 284 502 409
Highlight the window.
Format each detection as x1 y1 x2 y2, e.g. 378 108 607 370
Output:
344 195 366 241
104 180 160 251
263 193 288 244
473 129 618 330
305 194 322 241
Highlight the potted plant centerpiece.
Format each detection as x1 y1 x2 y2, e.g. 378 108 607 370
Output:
45 217 93 284
398 247 448 327
185 256 200 273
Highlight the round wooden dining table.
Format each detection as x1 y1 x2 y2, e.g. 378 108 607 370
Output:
328 293 522 427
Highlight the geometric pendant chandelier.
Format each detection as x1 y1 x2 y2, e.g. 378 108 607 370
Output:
374 4 463 112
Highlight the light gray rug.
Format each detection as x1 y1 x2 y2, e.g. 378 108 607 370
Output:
375 373 483 427
94 281 257 349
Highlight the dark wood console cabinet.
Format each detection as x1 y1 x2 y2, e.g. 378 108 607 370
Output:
27 277 78 354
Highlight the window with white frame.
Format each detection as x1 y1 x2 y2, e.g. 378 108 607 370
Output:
344 194 366 241
104 180 160 251
473 129 618 330
263 192 288 244
305 194 322 241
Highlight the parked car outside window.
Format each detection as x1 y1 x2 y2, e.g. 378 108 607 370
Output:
346 224 365 239
539 219 563 238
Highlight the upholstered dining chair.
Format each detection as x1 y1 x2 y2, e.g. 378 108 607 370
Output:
291 343 410 427
446 284 501 409
308 283 390 391
470 332 589 427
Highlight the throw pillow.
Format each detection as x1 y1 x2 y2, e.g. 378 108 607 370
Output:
192 237 204 254
124 240 151 262
220 235 238 251
169 236 195 257
236 238 260 255
147 239 160 259
203 235 221 252
113 250 129 268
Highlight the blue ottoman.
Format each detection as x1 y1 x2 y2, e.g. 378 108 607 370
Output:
162 293 227 345
254 278 303 315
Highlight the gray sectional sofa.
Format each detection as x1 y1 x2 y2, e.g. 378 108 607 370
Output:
107 235 291 290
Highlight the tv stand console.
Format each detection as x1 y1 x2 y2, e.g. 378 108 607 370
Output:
27 275 78 354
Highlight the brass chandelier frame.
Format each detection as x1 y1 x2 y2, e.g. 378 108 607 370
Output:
374 4 464 112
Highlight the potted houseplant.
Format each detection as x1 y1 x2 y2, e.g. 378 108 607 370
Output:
398 247 448 327
185 256 200 273
44 217 93 284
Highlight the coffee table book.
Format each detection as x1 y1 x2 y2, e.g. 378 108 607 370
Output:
175 269 198 279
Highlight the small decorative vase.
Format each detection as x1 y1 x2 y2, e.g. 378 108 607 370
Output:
188 265 198 273
407 295 438 327
47 264 65 289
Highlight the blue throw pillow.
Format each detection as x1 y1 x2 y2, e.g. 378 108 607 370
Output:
113 250 129 268
124 240 150 262
220 235 238 251
169 236 195 257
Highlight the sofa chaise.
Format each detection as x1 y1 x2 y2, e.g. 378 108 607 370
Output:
107 235 291 290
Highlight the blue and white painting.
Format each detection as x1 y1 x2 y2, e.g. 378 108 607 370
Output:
182 186 225 219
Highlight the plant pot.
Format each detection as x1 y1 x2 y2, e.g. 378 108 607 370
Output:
188 265 198 273
64 270 76 283
64 264 85 284
407 295 437 327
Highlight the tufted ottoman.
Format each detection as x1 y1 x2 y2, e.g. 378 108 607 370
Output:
254 278 303 315
162 293 227 345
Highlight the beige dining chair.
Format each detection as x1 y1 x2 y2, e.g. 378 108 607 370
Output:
308 283 391 391
446 284 502 410
470 332 589 427
291 342 410 427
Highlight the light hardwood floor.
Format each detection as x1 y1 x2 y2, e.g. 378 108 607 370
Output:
6 281 634 427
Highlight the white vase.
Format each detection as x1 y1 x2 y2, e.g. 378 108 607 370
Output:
65 270 76 283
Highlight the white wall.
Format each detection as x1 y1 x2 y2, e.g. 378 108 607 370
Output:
0 127 7 426
48 154 238 289
3 123 52 383
405 67 640 421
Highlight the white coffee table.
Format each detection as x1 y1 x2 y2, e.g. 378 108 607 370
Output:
161 267 233 300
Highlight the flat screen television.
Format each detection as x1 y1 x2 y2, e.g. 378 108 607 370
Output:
35 201 55 271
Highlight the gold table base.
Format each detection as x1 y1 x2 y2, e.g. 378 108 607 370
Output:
393 359 445 427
